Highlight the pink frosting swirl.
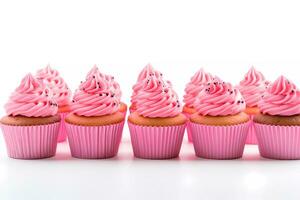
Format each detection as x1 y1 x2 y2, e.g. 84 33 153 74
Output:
5 74 58 117
194 78 246 116
258 76 300 116
183 69 213 108
87 65 122 101
71 67 120 117
135 74 182 118
238 67 268 107
36 65 71 106
105 74 122 101
131 64 163 106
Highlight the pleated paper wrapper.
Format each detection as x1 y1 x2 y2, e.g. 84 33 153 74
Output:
65 121 125 159
190 122 250 159
254 123 300 160
128 122 186 159
1 122 60 159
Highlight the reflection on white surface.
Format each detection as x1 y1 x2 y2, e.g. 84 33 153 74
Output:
0 134 300 200
244 172 267 191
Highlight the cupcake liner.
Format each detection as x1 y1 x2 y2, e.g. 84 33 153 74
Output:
245 115 258 144
183 112 193 143
1 122 60 159
254 123 300 160
190 122 250 159
65 121 125 159
128 122 186 159
57 112 68 142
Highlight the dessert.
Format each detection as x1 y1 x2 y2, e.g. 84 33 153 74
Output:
65 66 125 159
36 65 71 142
128 70 187 159
183 68 212 142
1 74 60 159
254 75 300 159
238 67 269 144
190 78 250 159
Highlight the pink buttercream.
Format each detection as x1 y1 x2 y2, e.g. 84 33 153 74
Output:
71 67 120 117
258 76 300 116
183 69 213 108
238 67 268 107
5 74 58 117
86 65 122 101
105 74 122 101
135 74 182 118
194 78 246 116
36 65 71 106
131 64 163 106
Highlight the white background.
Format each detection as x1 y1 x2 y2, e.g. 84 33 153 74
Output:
1 0 300 199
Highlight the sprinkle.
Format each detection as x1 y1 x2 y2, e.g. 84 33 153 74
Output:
99 94 102 96
93 76 95 78
237 100 240 104
106 93 109 96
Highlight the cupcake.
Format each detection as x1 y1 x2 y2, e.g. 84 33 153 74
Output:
254 76 300 159
130 64 163 113
36 65 71 142
90 65 127 116
128 71 187 159
0 74 60 159
65 66 125 159
238 67 269 144
183 69 212 142
190 78 250 159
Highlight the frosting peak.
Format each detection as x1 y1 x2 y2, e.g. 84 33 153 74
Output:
36 65 71 106
183 68 213 107
71 66 120 117
5 74 58 117
238 67 267 107
258 76 300 116
86 65 122 101
135 74 182 118
194 78 245 116
131 64 163 106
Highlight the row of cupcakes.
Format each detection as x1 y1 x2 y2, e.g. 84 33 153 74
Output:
131 64 300 159
1 64 300 160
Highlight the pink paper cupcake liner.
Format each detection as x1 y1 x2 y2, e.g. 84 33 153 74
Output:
65 121 125 159
57 112 68 142
190 122 250 159
1 122 60 159
183 112 193 143
245 115 258 144
128 122 186 159
254 123 300 160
